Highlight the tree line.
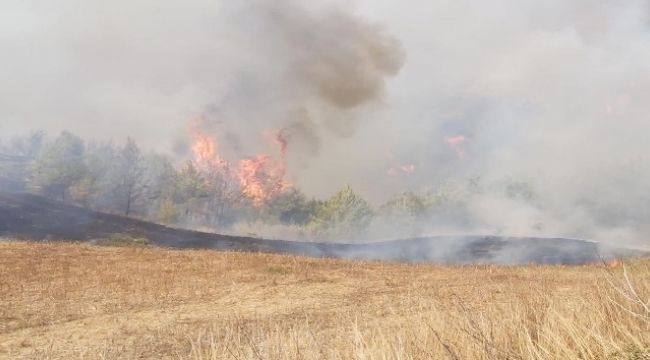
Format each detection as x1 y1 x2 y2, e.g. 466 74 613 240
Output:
0 131 509 241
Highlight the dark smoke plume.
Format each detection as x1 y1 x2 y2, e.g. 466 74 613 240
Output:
196 0 405 167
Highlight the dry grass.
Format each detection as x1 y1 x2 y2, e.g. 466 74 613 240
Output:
0 240 649 359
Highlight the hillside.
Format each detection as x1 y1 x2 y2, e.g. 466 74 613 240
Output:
1 241 649 359
0 192 644 265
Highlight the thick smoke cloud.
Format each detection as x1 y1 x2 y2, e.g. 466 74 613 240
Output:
361 0 650 247
188 0 404 170
2 0 650 247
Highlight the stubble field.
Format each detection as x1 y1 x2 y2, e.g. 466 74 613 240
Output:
0 240 649 359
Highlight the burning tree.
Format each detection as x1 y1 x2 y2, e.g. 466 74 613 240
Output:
236 129 290 208
188 117 291 212
186 119 244 227
237 154 289 208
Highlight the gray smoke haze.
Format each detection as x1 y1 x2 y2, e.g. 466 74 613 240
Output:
2 0 650 248
359 0 650 248
186 0 404 168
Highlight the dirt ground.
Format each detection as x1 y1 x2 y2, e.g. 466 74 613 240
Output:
0 241 649 359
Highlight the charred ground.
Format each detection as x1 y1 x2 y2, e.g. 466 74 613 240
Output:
0 192 643 265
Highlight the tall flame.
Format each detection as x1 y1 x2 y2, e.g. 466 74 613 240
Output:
238 155 289 207
188 116 290 207
237 128 290 207
188 116 229 172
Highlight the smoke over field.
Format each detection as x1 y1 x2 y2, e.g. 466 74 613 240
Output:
2 0 650 249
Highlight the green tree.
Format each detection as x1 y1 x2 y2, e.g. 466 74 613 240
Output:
201 163 242 228
310 186 374 240
157 198 180 225
268 188 321 225
81 141 117 209
174 161 208 221
113 138 147 216
142 153 177 202
378 187 472 234
380 191 429 220
32 131 87 200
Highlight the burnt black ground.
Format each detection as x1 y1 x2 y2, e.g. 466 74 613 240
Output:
0 192 644 264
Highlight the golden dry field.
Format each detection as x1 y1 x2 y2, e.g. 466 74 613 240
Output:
0 240 649 360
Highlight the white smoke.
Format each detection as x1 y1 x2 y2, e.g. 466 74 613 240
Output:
1 0 650 247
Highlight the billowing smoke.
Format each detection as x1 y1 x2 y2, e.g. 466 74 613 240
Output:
185 0 405 172
359 0 650 248
2 0 650 248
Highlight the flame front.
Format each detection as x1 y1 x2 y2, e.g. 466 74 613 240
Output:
238 128 290 207
189 116 229 172
238 155 289 207
188 117 290 207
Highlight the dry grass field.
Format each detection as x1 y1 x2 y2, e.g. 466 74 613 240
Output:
0 240 649 359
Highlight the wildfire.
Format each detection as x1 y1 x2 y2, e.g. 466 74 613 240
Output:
238 154 290 207
187 116 290 207
387 164 416 176
444 135 466 159
385 147 416 176
400 164 416 173
237 128 290 207
188 116 228 172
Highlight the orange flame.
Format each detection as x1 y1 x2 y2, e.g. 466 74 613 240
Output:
187 116 290 207
188 116 229 172
401 164 416 173
237 128 290 207
237 155 289 207
387 164 416 176
444 135 466 158
385 147 416 176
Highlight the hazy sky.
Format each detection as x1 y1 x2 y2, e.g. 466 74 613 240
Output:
2 0 650 245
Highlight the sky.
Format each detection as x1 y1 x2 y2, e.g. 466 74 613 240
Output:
2 0 650 245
